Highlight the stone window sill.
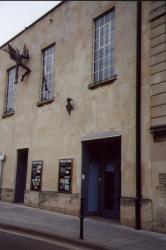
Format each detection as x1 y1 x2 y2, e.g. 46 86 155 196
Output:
36 97 55 107
88 75 117 89
2 110 15 118
150 124 166 133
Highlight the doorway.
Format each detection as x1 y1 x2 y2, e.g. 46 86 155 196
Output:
14 148 28 203
82 136 121 220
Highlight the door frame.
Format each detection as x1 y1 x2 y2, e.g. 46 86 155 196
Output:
81 136 121 220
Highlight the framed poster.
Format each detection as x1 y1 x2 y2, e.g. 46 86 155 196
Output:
58 159 73 193
31 161 43 191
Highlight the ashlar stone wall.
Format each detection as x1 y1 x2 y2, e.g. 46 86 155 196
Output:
149 1 166 232
0 1 152 228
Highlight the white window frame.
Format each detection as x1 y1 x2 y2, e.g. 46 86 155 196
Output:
5 67 15 112
41 44 55 101
94 9 115 83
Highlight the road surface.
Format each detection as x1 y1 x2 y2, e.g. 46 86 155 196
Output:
0 228 89 250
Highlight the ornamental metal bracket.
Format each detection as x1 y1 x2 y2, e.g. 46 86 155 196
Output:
66 98 74 115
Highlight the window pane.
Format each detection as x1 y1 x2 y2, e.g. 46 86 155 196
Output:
99 59 104 70
110 43 114 54
100 26 105 37
94 72 99 82
95 19 99 29
111 20 115 31
105 45 111 55
94 51 99 61
99 48 104 58
111 10 115 20
100 16 104 26
104 67 110 79
95 29 99 40
105 34 109 46
105 24 110 35
94 39 99 50
100 36 104 47
99 70 104 81
110 54 114 66
105 13 110 24
94 61 99 72
110 30 114 41
110 66 114 77
105 56 110 68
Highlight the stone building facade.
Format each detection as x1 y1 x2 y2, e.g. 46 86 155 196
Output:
0 1 165 232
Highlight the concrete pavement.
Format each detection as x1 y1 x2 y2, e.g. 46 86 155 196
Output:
0 201 166 250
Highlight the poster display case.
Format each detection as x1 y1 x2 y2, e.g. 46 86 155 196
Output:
31 161 43 191
58 159 72 193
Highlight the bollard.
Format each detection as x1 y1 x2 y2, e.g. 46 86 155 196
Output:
79 197 84 239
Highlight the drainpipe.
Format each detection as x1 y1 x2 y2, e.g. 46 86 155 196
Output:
135 0 142 230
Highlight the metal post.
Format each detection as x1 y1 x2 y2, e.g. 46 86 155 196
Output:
79 197 84 239
0 153 5 190
0 160 2 190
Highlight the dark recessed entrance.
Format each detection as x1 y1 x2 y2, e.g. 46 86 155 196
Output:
81 136 121 220
14 148 28 203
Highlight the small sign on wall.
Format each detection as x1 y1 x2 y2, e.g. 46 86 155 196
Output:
58 159 72 193
0 153 4 160
31 161 43 191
